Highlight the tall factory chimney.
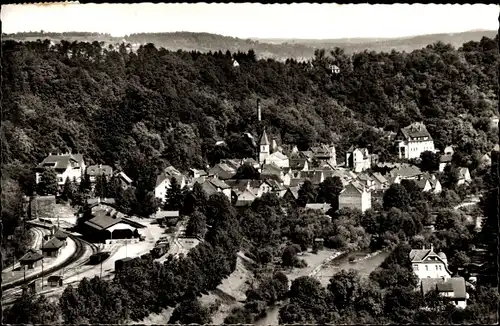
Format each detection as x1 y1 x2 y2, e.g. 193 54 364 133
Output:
257 99 262 122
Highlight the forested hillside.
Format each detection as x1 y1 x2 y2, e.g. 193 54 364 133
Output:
1 35 499 197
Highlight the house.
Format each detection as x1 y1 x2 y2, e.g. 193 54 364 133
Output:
289 158 309 172
189 168 207 179
356 172 376 192
83 209 146 242
154 172 187 203
309 144 337 167
234 189 257 207
346 147 371 173
19 249 43 270
265 151 290 168
41 237 65 257
241 158 260 170
420 173 442 194
115 171 133 189
388 164 423 181
86 164 113 183
338 181 371 213
261 163 284 183
371 172 389 191
206 177 232 200
439 154 453 172
409 245 451 281
282 187 300 202
415 179 433 192
305 203 332 214
35 152 86 188
48 275 63 287
208 163 236 180
395 122 435 159
420 277 469 309
232 59 240 67
457 167 471 186
53 229 68 246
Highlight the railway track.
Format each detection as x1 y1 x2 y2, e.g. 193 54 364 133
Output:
2 234 98 293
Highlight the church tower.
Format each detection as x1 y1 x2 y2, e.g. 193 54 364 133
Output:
259 129 270 165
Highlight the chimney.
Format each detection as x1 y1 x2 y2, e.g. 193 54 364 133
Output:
422 245 425 250
257 99 262 122
430 244 433 252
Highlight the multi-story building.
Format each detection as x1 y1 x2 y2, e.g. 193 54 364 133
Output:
35 152 86 187
338 181 371 213
395 122 435 159
345 147 371 172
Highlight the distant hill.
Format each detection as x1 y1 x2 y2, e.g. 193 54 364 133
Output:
2 30 497 61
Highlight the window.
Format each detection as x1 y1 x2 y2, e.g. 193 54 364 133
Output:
413 264 419 271
425 265 429 271
436 265 439 270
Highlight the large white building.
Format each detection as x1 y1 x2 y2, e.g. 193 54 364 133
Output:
338 181 371 213
395 122 435 159
35 152 86 187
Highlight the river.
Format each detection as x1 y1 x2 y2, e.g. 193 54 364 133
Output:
254 250 390 325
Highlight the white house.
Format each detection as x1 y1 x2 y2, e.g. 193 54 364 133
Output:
410 245 451 281
345 147 371 173
35 152 86 187
411 246 469 309
154 173 186 203
457 167 471 186
395 122 436 159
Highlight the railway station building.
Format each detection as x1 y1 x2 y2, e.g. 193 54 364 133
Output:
83 208 146 242
19 249 44 270
41 237 65 257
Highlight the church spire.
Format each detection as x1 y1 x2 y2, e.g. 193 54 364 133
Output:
260 129 270 146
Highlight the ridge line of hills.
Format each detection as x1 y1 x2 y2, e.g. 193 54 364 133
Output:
2 30 497 61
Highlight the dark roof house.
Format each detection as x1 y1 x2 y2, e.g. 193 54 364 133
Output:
19 249 43 263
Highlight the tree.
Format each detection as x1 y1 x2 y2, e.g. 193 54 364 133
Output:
297 180 317 207
164 177 184 211
233 163 260 180
383 183 410 211
3 293 61 324
400 179 423 202
168 298 211 325
327 269 362 311
94 174 109 198
185 210 207 238
316 176 344 209
60 177 76 202
182 181 208 215
79 173 91 195
420 150 440 172
282 244 301 267
37 169 58 195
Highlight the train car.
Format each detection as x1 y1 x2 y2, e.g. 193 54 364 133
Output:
115 257 134 272
150 243 169 259
89 251 111 265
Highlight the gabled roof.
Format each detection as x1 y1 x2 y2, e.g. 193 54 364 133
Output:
285 187 300 200
421 277 467 300
389 164 423 178
372 172 388 184
84 211 123 231
53 229 68 239
201 181 218 196
156 173 185 188
42 237 65 250
209 178 230 189
260 130 270 146
261 163 282 175
409 248 439 262
19 249 43 262
399 122 432 140
190 168 208 176
37 153 83 171
289 159 308 170
118 171 132 183
267 151 289 161
289 178 305 187
301 151 315 159
415 179 430 190
86 165 113 177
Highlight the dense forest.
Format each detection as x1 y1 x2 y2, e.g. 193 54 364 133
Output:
2 35 498 193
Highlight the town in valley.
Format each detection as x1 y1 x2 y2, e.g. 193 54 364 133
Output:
1 3 499 325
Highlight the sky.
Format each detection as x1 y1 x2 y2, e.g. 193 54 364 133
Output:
1 3 498 39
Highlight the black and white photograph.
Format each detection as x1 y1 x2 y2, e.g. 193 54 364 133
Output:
1 3 499 325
